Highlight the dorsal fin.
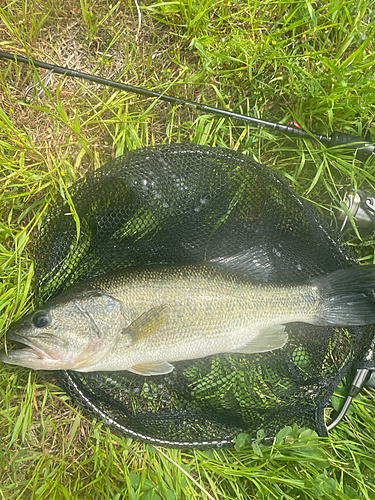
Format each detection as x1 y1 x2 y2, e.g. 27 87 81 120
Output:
207 248 272 281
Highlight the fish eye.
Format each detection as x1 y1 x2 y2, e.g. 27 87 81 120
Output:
32 312 50 328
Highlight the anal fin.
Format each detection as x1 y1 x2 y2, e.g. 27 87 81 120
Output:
127 361 174 376
230 325 288 354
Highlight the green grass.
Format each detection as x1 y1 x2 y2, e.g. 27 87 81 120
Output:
1 0 375 498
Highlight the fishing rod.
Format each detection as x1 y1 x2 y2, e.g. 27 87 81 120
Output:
0 49 375 162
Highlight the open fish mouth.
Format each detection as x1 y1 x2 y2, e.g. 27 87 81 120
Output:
1 332 53 361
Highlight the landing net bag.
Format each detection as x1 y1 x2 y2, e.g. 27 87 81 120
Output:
35 143 374 448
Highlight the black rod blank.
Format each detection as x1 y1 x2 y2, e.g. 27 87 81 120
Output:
0 50 374 161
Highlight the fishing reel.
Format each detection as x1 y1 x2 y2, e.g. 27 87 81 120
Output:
331 187 375 235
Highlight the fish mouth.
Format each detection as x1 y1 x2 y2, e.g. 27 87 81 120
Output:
1 332 53 362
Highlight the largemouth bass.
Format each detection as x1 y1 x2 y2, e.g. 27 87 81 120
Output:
2 263 375 376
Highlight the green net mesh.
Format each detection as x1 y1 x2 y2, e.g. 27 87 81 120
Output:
34 143 374 447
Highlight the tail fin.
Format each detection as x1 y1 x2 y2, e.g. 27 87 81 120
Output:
313 265 375 326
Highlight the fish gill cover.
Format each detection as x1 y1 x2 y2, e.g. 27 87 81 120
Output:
34 143 374 448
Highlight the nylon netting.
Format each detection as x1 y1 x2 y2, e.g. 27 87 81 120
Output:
34 143 374 447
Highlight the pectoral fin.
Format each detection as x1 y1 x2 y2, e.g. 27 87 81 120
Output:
123 305 168 342
127 361 174 376
230 325 288 354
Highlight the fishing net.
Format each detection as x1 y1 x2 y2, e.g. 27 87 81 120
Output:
34 143 374 448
